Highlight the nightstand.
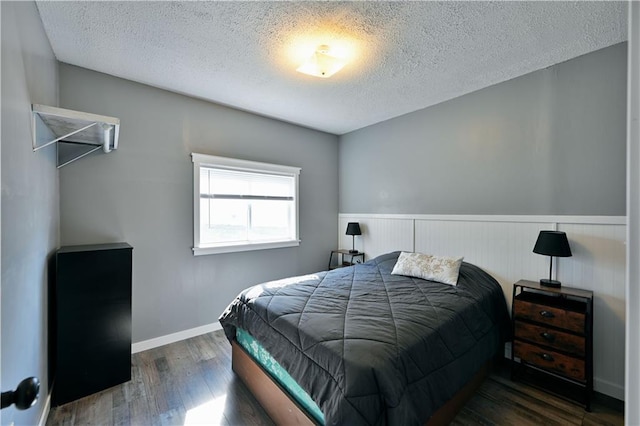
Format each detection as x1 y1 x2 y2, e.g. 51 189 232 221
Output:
511 280 593 410
328 249 365 270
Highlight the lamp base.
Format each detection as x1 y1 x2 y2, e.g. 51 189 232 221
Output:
540 278 561 288
348 249 359 254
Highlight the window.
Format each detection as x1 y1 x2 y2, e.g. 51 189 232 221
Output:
192 153 300 255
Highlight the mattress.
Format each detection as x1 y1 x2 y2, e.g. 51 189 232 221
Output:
220 251 510 425
236 327 325 423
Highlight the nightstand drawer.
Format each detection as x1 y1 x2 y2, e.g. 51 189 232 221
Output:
514 321 585 356
514 340 585 382
513 299 585 334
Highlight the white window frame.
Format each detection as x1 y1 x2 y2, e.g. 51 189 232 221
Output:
192 153 301 256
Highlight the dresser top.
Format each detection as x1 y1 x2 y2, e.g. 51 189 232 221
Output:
58 242 132 253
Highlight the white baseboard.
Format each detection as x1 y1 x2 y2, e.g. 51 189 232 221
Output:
38 392 51 426
132 322 222 354
594 378 625 401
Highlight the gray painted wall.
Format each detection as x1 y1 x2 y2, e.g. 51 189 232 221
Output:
339 43 627 215
1 2 59 425
58 64 339 343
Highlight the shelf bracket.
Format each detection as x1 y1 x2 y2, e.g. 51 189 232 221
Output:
31 104 120 168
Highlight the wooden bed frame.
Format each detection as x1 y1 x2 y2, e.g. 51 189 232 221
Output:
231 340 490 426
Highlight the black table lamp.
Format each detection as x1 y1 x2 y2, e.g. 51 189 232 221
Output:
346 222 362 254
533 230 572 288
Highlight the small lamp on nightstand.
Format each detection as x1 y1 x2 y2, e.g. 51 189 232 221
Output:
346 222 362 254
533 230 572 288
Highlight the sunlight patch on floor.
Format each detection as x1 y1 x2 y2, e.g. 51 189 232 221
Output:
184 394 227 425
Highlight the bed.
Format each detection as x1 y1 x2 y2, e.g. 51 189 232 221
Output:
219 251 510 425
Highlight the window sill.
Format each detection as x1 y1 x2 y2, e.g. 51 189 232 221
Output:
193 239 300 256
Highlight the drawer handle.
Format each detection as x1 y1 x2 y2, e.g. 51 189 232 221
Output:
539 353 554 362
540 310 555 319
540 332 555 342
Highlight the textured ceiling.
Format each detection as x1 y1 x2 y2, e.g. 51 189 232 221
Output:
35 1 627 135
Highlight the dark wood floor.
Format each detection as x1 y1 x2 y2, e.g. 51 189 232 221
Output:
46 330 623 425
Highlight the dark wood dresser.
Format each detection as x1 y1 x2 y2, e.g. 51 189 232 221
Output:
51 243 133 406
511 279 593 410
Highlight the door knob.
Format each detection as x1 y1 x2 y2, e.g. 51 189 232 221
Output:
1 377 39 410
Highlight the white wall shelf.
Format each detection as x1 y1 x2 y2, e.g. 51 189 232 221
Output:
32 104 120 168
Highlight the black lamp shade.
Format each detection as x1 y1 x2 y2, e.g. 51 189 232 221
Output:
533 231 572 288
345 222 362 236
345 222 361 254
533 231 572 257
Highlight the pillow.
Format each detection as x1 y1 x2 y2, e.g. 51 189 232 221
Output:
391 251 464 285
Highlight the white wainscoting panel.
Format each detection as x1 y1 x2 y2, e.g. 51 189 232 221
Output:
557 223 626 399
338 214 626 400
414 219 552 303
338 216 413 260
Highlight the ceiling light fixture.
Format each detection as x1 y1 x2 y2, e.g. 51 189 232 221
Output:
296 45 346 78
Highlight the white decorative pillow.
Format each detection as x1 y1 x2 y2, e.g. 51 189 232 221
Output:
391 251 464 285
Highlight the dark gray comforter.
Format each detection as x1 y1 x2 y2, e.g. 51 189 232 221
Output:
219 251 509 425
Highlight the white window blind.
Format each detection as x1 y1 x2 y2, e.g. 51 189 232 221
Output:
192 153 300 255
